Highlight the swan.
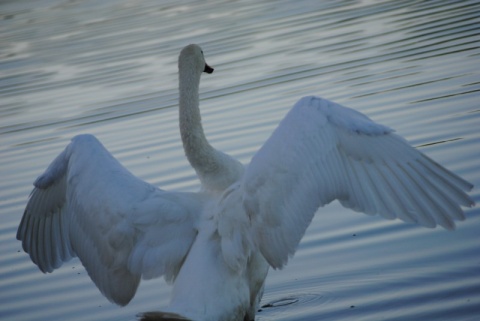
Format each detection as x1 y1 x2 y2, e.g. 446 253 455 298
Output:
17 44 475 321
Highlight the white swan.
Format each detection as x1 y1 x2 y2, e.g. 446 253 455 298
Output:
17 44 474 321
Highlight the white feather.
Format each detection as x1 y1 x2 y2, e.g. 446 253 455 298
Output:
18 134 203 306
240 96 474 269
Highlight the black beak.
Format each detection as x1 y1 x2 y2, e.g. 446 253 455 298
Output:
204 63 214 74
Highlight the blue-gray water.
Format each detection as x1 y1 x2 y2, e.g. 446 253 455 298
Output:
1 0 479 320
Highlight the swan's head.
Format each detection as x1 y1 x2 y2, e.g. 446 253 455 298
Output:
179 44 214 76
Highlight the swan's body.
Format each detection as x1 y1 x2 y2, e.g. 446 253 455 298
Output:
17 44 474 321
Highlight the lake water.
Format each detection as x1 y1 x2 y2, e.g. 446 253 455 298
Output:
1 0 479 320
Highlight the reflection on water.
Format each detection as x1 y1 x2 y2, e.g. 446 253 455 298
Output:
1 0 479 320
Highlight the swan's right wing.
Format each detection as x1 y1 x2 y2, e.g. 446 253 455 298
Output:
17 134 203 305
240 96 474 269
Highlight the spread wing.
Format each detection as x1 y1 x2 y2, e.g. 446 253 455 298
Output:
239 96 474 269
17 134 203 305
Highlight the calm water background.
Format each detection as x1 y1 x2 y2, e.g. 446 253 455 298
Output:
1 0 479 320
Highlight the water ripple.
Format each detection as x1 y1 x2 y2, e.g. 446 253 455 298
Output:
1 1 479 321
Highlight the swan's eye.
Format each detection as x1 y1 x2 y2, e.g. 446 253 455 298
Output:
201 50 204 55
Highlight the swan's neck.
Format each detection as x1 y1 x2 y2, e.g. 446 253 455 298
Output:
178 68 244 192
178 69 215 172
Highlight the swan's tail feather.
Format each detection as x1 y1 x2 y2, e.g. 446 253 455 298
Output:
137 311 192 321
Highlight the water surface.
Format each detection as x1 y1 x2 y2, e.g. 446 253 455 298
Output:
1 1 479 320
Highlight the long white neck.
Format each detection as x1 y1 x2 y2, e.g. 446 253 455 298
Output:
178 67 244 192
178 66 216 171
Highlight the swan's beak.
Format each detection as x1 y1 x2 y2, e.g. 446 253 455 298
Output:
204 63 214 74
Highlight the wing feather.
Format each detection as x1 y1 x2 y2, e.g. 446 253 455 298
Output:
241 96 474 269
17 134 203 305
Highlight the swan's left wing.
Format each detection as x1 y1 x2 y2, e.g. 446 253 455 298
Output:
17 135 203 305
238 96 474 269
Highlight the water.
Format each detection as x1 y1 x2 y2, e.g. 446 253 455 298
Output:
1 0 479 320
